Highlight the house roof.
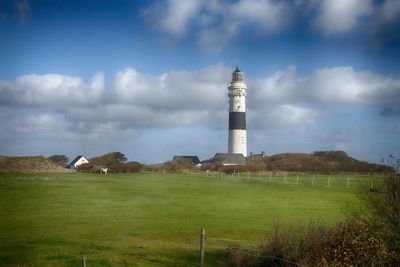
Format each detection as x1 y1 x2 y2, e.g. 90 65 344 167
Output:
173 155 201 165
206 153 246 165
69 155 88 166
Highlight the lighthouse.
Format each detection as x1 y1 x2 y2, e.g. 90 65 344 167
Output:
228 67 247 157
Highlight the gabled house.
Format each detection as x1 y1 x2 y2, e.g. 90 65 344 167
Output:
69 155 89 169
204 153 246 166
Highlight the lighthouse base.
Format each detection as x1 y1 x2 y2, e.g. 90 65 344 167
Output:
228 129 247 157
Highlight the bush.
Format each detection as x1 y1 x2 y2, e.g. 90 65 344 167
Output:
357 155 400 264
228 156 400 266
47 155 69 167
228 222 391 266
77 163 95 172
200 163 224 172
149 159 195 173
90 152 128 165
107 162 143 173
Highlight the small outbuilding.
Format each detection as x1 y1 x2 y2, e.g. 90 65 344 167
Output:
68 155 89 169
247 150 266 159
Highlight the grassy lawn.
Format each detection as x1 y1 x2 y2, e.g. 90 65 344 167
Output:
0 172 369 266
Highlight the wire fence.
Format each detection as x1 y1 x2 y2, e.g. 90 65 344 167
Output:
189 170 384 191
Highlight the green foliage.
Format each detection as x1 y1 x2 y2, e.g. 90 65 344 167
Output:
89 152 128 166
76 163 94 172
242 151 391 173
228 157 400 266
202 151 390 174
229 221 391 266
357 156 400 264
47 155 69 167
107 161 143 173
149 159 195 172
114 152 127 163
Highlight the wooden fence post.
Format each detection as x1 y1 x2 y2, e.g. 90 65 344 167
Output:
312 175 314 186
347 176 350 189
328 175 331 187
82 257 86 267
200 228 205 267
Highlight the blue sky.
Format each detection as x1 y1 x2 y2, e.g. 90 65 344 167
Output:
0 0 399 164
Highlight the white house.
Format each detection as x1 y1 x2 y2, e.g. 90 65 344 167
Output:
69 155 89 169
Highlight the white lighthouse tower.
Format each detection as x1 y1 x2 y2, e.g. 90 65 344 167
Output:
228 67 247 157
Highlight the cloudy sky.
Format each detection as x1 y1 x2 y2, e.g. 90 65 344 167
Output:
0 0 399 164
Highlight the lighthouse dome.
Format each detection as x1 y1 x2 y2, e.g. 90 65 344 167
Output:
232 66 244 81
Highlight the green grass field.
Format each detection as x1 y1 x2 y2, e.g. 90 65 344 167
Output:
0 172 374 266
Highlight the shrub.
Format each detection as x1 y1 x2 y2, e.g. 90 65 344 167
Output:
228 156 400 266
357 155 400 265
201 163 224 172
107 162 143 173
47 154 69 167
77 163 95 172
148 159 195 173
228 222 391 266
90 152 127 165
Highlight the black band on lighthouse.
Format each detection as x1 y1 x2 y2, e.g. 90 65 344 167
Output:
229 112 246 130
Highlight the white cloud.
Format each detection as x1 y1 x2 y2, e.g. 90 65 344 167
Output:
250 65 299 104
249 66 400 106
249 104 318 130
303 67 375 104
114 64 228 111
313 0 373 35
305 67 400 105
160 0 202 38
142 0 400 49
0 64 231 133
1 64 400 156
142 0 296 51
1 64 400 161
142 0 202 38
3 72 105 106
231 0 292 32
65 104 212 129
